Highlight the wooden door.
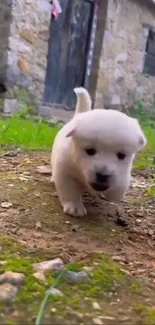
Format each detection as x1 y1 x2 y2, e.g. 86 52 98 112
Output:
44 0 95 109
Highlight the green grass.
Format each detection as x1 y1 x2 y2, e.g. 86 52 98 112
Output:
0 113 60 150
134 125 155 170
0 105 154 171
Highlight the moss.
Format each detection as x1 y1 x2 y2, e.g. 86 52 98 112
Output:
146 184 155 198
66 263 84 272
134 304 147 314
145 308 155 325
129 281 142 294
0 236 155 325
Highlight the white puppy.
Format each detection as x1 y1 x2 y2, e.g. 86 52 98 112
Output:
51 87 147 217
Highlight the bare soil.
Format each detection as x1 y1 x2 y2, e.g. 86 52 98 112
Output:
0 150 155 324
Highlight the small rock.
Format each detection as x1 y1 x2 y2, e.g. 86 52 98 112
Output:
92 301 101 310
136 219 142 224
149 230 154 236
49 288 64 296
83 266 93 272
0 271 25 286
65 221 71 225
36 166 51 175
23 171 30 176
101 316 115 320
120 268 131 276
119 316 131 322
136 212 144 217
0 283 18 302
33 258 64 274
116 217 128 227
71 225 79 232
51 308 57 313
0 261 7 266
26 247 37 254
1 202 13 209
19 177 28 182
149 271 155 278
133 261 144 267
36 221 42 230
33 272 45 282
65 270 88 282
93 317 103 325
112 255 126 262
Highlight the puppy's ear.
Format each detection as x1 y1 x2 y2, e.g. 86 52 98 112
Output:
135 119 147 150
138 133 147 150
66 118 79 138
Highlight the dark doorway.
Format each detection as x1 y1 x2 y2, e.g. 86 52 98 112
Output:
44 0 97 109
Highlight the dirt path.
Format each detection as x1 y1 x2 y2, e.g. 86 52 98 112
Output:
0 150 155 324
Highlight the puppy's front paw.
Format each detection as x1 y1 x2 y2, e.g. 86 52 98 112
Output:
63 202 87 217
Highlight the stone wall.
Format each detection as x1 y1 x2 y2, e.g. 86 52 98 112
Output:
4 0 51 114
0 1 11 82
95 0 155 110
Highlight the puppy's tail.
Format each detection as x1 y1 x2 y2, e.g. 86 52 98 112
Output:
74 87 92 115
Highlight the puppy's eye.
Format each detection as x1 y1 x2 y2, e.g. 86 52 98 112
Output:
117 152 126 160
85 148 96 156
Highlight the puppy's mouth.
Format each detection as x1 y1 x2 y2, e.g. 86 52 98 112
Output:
90 183 109 192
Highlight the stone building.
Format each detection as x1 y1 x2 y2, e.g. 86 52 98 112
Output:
1 0 155 119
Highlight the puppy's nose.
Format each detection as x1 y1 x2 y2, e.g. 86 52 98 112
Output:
96 172 109 183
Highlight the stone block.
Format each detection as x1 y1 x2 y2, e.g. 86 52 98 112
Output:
111 94 121 105
116 52 127 62
7 66 32 87
4 99 18 114
17 57 30 74
20 29 36 45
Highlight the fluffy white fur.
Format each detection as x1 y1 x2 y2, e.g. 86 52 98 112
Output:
51 87 147 217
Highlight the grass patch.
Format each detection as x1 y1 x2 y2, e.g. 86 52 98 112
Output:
0 112 60 150
0 104 154 169
129 103 155 171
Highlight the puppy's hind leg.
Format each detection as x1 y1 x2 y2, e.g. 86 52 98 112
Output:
54 174 87 217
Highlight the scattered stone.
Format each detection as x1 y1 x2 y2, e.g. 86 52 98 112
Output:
133 261 144 267
26 247 37 254
51 308 57 313
33 272 45 282
112 255 126 263
93 317 103 325
83 266 93 272
49 288 64 296
116 217 128 227
120 268 131 276
92 301 101 310
68 309 84 319
136 219 142 224
71 225 79 232
149 271 155 278
23 171 30 176
4 99 18 115
0 261 7 266
36 221 42 230
65 270 88 282
0 283 18 302
36 166 51 175
1 202 13 209
33 258 64 274
19 176 29 182
149 230 154 236
0 271 25 286
101 316 116 320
